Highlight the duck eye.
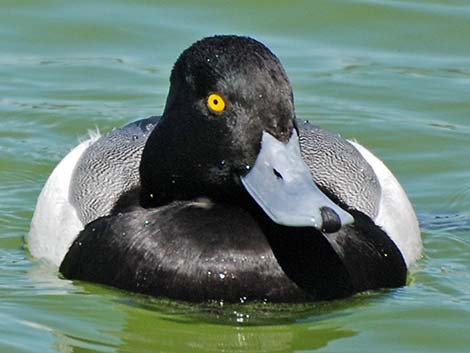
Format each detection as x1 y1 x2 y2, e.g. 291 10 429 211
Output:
207 93 226 113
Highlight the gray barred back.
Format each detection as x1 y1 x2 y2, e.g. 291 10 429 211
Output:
298 121 380 219
69 116 160 225
70 117 380 225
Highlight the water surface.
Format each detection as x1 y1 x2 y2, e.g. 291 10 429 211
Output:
1 1 469 352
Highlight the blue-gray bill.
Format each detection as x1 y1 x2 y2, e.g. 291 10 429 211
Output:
241 130 354 232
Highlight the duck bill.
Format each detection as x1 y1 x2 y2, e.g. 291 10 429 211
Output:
241 130 353 231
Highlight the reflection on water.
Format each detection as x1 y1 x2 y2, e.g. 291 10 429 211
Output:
24 268 366 353
70 290 360 353
116 318 356 353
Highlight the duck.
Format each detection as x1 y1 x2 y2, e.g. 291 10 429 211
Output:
28 35 422 303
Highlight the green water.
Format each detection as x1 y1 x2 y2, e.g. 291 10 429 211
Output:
1 0 469 352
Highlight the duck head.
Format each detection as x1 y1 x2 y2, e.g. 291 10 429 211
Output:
140 35 352 232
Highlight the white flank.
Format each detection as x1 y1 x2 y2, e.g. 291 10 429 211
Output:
348 141 422 266
28 137 98 266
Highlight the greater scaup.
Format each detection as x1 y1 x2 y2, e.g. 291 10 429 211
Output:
28 35 422 302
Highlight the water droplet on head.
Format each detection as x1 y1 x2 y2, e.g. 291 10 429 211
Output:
311 217 318 226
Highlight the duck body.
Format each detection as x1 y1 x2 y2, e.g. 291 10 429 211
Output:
60 199 406 302
28 35 421 302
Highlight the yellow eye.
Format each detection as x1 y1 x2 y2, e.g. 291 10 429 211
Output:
207 93 226 113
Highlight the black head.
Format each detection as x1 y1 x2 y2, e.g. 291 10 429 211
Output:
140 35 296 205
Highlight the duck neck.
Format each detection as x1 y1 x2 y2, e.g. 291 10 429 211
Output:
139 114 246 208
